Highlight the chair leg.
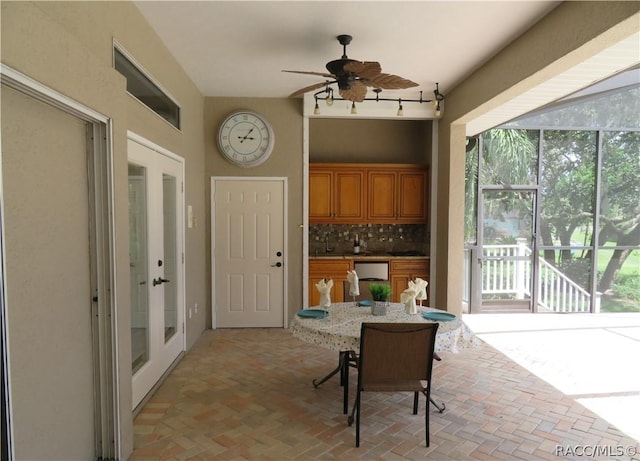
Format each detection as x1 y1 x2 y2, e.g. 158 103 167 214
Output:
355 391 361 447
347 391 358 426
343 357 349 414
413 392 419 414
424 391 430 447
348 391 361 446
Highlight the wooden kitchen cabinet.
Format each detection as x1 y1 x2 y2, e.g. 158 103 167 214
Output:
367 166 428 223
390 259 430 304
309 166 365 223
308 259 354 306
310 163 428 224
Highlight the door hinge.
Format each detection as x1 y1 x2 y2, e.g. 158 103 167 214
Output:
182 253 185 264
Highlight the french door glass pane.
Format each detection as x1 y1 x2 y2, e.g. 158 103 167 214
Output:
128 163 149 374
163 173 177 343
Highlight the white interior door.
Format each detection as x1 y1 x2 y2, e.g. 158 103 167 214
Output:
128 138 184 408
212 178 286 328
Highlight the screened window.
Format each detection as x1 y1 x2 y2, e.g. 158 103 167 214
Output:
464 69 639 313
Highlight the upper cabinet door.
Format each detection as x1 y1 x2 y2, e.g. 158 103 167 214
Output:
309 169 333 220
397 170 427 222
367 171 396 221
334 169 365 221
309 166 364 223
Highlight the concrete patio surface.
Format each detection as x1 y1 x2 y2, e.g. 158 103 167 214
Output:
463 312 640 444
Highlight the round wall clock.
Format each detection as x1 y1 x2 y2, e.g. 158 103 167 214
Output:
217 110 275 167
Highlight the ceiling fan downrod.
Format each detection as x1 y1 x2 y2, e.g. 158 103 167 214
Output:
337 34 352 59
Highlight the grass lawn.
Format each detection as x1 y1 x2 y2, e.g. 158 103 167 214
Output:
597 248 639 312
542 234 639 312
596 247 639 274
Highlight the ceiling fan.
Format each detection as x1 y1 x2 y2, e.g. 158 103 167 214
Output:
283 34 419 102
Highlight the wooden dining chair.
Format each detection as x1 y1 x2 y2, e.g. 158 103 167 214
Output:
348 322 439 447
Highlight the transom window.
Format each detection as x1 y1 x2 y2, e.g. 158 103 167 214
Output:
114 46 181 130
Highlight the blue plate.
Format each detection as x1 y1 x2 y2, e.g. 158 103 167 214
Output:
422 311 457 321
358 300 372 307
297 309 328 319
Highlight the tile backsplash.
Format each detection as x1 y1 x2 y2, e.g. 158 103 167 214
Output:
309 224 429 255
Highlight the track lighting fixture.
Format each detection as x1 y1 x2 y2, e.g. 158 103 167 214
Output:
310 83 444 117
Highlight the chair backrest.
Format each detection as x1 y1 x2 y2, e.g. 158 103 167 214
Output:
358 322 439 388
343 280 391 302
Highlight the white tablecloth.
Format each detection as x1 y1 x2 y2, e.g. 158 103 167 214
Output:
290 302 481 353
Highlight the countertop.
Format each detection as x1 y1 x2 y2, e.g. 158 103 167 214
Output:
309 252 429 260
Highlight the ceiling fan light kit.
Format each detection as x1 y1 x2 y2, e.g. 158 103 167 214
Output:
285 34 445 118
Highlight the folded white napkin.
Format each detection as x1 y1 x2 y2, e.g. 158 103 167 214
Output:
346 270 360 297
316 278 333 308
401 286 419 314
411 278 428 304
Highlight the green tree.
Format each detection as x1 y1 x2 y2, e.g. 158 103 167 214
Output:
539 130 596 281
597 131 640 291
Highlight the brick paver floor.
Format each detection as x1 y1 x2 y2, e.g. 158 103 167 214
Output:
132 319 640 460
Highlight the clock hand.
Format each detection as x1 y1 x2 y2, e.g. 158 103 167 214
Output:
238 128 255 143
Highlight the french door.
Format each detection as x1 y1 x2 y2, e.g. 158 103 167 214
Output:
128 137 184 408
477 188 538 312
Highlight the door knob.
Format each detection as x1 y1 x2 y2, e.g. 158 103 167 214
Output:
152 277 170 286
271 262 282 267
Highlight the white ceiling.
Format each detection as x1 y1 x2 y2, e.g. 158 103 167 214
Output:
133 1 560 100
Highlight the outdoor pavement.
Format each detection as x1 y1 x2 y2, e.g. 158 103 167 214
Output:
463 312 640 444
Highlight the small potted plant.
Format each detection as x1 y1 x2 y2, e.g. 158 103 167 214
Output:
369 283 392 316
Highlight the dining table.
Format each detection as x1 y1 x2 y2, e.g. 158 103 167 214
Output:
290 302 481 413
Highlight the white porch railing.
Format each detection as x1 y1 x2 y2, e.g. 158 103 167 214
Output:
481 239 601 313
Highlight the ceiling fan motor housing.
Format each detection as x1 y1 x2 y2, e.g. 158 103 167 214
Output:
326 58 358 89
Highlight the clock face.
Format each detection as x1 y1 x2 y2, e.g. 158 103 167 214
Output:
217 111 274 167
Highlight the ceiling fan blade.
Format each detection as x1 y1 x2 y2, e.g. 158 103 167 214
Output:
289 81 335 98
282 70 334 78
339 81 367 102
343 61 381 79
364 73 419 89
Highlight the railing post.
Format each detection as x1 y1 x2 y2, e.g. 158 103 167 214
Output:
516 238 528 300
594 291 602 313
